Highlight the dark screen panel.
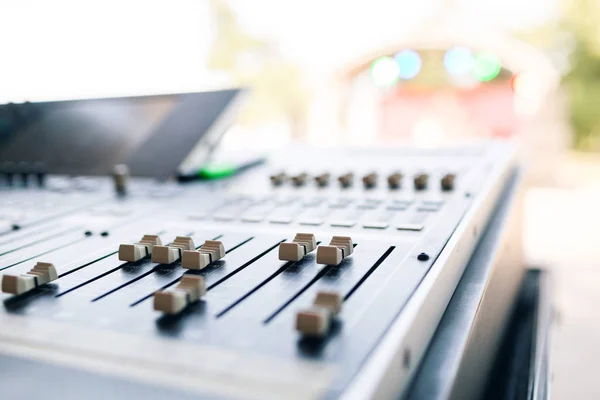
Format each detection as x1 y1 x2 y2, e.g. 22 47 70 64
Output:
0 89 242 178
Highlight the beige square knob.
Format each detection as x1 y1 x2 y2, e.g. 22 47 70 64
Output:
296 307 331 337
151 236 195 264
1 262 58 295
119 234 162 262
182 240 225 270
295 290 343 337
279 233 317 261
316 236 353 265
153 275 206 314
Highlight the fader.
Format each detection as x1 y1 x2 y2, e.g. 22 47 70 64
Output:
181 240 226 270
279 233 317 262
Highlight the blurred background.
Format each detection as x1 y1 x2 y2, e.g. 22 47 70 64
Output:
1 0 599 397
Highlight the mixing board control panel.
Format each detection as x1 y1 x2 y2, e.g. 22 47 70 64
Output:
0 144 517 399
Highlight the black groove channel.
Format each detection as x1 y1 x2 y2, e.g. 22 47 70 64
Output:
343 246 395 301
215 241 323 318
0 236 87 272
207 239 283 291
262 243 365 324
54 231 172 297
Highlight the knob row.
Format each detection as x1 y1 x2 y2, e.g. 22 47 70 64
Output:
118 234 225 270
1 161 47 187
270 171 456 191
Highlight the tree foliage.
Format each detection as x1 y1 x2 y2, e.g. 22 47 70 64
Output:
562 0 600 150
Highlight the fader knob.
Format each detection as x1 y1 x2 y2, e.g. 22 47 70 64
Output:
17 161 30 186
279 233 317 261
413 173 428 190
291 172 308 187
1 262 57 295
154 275 206 315
387 172 403 189
441 173 456 191
314 173 330 187
152 236 195 264
296 290 343 337
119 234 163 262
182 240 225 270
362 172 377 189
316 236 353 266
270 172 287 186
33 162 47 187
338 172 354 188
2 161 16 186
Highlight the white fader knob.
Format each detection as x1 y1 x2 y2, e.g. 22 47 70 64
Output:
153 275 206 315
296 290 343 337
279 233 317 262
182 240 225 270
1 262 58 295
316 236 354 266
119 234 163 262
152 236 195 264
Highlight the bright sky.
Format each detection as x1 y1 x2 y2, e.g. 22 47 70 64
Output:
230 0 560 71
0 0 559 102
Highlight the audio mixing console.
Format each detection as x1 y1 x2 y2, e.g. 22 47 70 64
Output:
0 143 520 399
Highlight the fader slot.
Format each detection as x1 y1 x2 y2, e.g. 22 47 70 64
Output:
55 255 125 297
0 226 83 258
206 239 283 290
214 261 295 318
342 246 396 301
0 232 88 273
91 266 161 302
215 240 323 318
0 223 63 248
263 242 396 326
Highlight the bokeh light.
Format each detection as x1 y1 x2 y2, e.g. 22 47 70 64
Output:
444 47 475 76
511 72 543 98
370 57 400 86
394 50 422 79
472 52 502 81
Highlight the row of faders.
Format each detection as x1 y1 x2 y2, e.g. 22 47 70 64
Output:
270 171 456 190
118 235 225 269
278 234 353 266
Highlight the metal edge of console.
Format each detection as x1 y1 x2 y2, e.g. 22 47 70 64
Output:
530 269 553 400
405 166 524 400
341 145 518 400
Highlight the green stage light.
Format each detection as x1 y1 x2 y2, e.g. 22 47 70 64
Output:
472 52 501 82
